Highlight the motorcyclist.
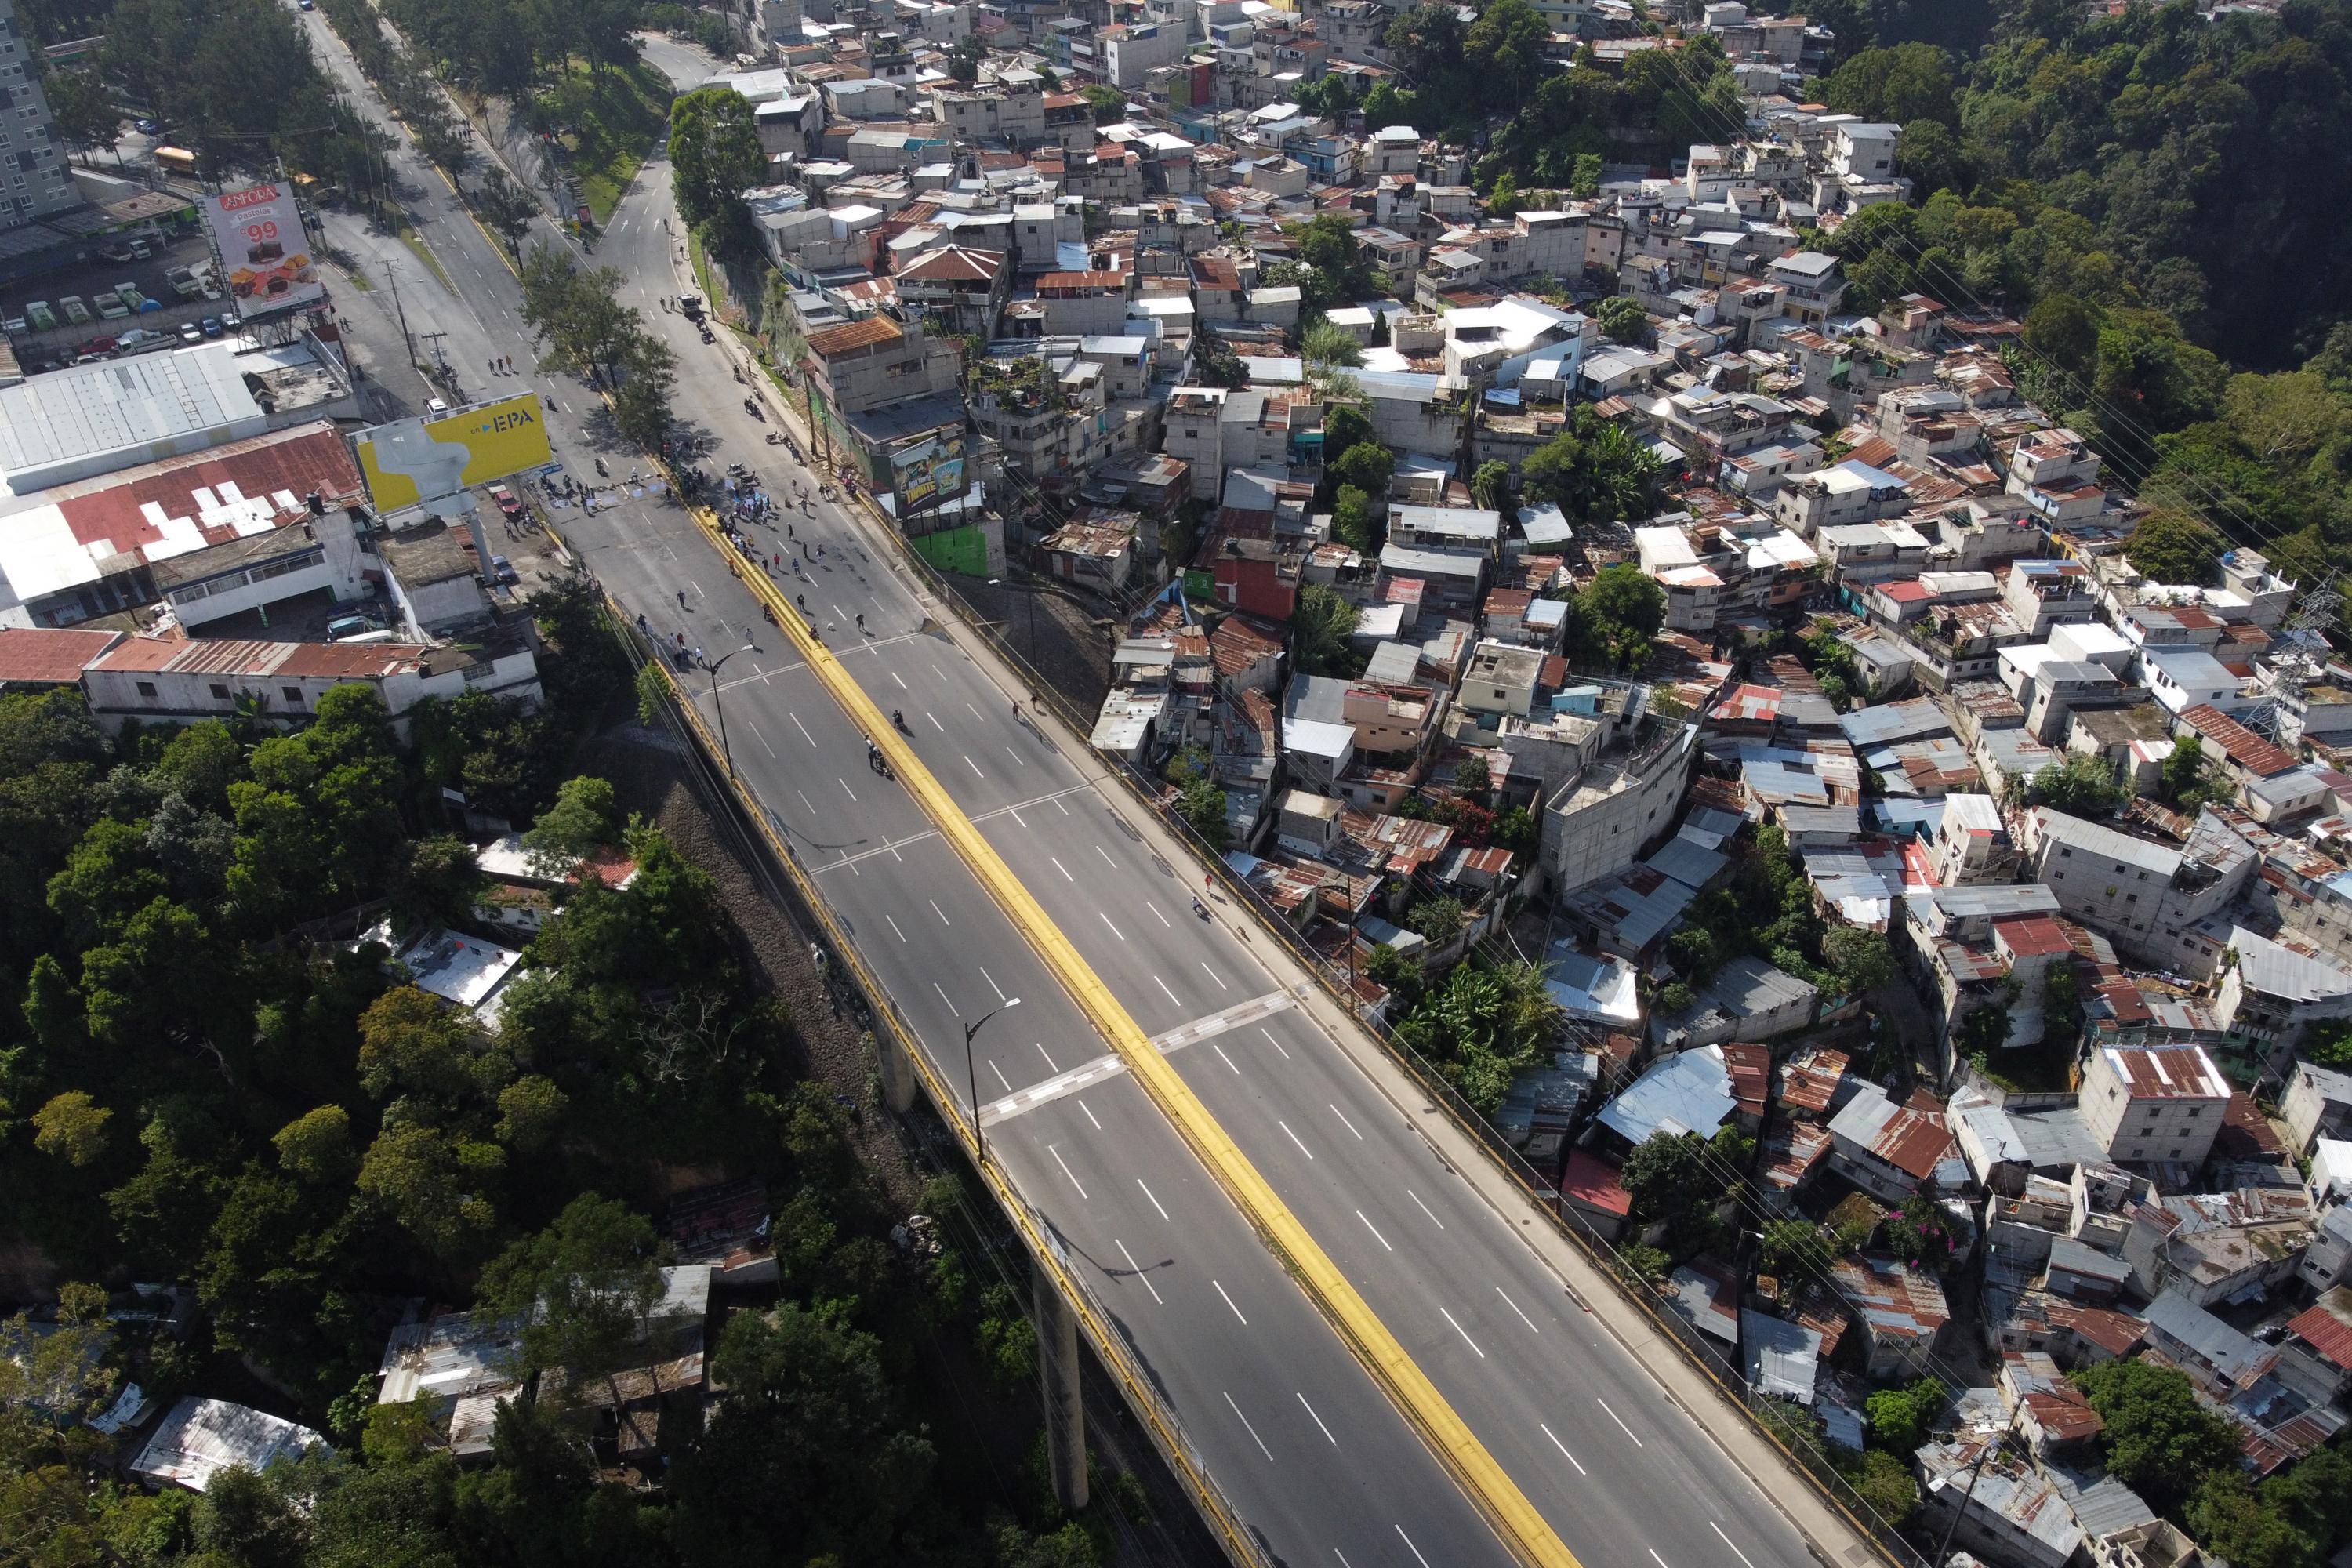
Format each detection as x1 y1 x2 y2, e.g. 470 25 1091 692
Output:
891 709 906 731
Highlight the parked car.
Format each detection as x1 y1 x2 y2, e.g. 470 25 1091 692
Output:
1 314 23 335
490 555 519 585
116 328 169 349
132 118 155 134
200 316 224 336
489 485 524 520
177 321 204 343
426 397 450 416
77 335 118 356
326 614 382 641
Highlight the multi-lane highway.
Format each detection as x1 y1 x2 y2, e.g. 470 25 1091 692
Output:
292 18 1868 1566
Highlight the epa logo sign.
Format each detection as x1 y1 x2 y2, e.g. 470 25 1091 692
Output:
473 408 539 435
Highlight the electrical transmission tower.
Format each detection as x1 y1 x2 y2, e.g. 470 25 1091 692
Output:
2245 569 2343 743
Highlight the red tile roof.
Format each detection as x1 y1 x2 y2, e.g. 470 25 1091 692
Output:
2179 705 2299 778
1559 1148 1632 1215
34 423 361 575
804 315 904 356
2285 1291 2352 1372
0 626 122 684
1994 916 2073 960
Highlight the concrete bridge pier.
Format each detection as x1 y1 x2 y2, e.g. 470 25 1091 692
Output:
1035 1263 1089 1511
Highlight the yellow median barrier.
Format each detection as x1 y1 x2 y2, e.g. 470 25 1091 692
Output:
693 511 1579 1568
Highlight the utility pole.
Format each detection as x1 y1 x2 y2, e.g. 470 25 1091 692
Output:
418 330 448 373
962 999 1022 1167
385 263 416 369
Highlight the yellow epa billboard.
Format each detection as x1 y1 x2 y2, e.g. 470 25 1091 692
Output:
354 394 554 513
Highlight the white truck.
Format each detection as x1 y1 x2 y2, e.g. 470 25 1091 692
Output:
166 264 205 299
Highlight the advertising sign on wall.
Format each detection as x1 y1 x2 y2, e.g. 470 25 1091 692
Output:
891 430 966 516
205 183 321 317
353 394 554 514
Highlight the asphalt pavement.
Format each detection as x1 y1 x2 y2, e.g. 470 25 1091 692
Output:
298 18 1864 1567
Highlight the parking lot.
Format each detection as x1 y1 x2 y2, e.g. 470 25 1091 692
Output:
2 225 242 372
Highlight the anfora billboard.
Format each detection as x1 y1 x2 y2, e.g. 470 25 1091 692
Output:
205 183 321 317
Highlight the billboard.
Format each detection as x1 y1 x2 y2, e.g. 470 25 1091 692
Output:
354 394 555 514
891 431 965 516
206 182 321 318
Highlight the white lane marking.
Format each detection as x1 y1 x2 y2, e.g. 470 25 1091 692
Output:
1261 1027 1291 1061
749 721 776 757
934 983 956 1012
1497 1287 1541 1334
1100 912 1126 941
1035 1040 1058 1073
1213 1043 1241 1075
837 776 858 801
885 913 906 942
890 670 906 690
1153 975 1180 1006
1200 962 1229 992
989 1061 1012 1094
1225 1393 1273 1462
1329 1104 1363 1140
1213 1280 1248 1326
830 604 848 622
1406 1189 1446 1229
1396 1527 1435 1568
1076 1098 1101 1131
1439 1307 1485 1359
1712 1523 1758 1568
1149 902 1171 927
1652 1553 1672 1568
977 966 1004 1000
1598 1398 1644 1447
1298 1392 1337 1446
1137 1179 1170 1221
1095 844 1116 866
934 665 948 681
797 789 815 815
926 711 944 731
1051 856 1073 881
929 899 951 926
1336 1554 1353 1568
1356 1210 1393 1252
1541 1422 1588 1475
964 754 985 779
1005 746 1025 767
966 702 983 721
1053 797 1069 815
789 713 814 746
1279 1120 1315 1161
1049 1144 1088 1200
1116 1238 1161 1304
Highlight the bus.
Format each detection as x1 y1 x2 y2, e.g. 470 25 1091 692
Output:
153 146 198 176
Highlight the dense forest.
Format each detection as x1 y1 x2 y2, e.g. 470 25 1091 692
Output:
0 585 1110 1566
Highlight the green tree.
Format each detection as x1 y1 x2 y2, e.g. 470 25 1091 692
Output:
479 1194 671 1450
1292 583 1361 677
1823 42 1957 126
1301 318 1363 368
1469 459 1511 511
1406 895 1465 943
1177 779 1229 850
1954 998 2012 1058
1621 1130 1711 1225
2031 751 2129 816
1595 295 1649 346
1078 83 1127 123
2187 1472 2318 1568
2124 510 2227 587
1328 441 1394 501
1332 484 1378 554
273 1105 357 1185
1864 1377 1947 1454
471 164 539 256
358 1122 504 1257
524 774 619 875
1566 563 1664 671
610 325 679 453
1823 926 1895 996
31 1090 111 1166
42 67 121 155
2073 1359 2241 1512
667 86 765 239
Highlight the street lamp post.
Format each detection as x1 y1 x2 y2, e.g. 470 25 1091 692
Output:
701 628 760 776
963 997 1022 1167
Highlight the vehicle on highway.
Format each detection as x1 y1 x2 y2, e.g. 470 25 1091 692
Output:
677 292 702 320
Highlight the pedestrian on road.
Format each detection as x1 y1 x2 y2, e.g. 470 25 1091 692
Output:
677 590 687 609
634 612 647 633
787 524 795 539
855 612 866 632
